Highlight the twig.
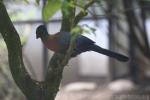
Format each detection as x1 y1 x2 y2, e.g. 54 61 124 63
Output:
74 0 95 26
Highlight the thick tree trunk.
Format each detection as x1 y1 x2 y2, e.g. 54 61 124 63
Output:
0 2 40 100
123 0 150 84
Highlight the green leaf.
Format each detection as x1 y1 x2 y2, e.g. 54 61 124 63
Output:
36 0 40 5
71 26 82 34
24 0 29 3
21 36 28 46
71 25 96 37
81 24 96 36
62 0 75 18
42 0 61 22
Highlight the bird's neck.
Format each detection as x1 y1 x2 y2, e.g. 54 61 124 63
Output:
40 33 49 42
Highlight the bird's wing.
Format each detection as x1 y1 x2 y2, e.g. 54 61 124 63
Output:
58 32 95 47
76 35 95 48
71 35 95 57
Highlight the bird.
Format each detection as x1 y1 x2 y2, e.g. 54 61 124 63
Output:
36 25 129 62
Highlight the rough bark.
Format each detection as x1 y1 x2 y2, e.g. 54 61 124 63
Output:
0 2 40 100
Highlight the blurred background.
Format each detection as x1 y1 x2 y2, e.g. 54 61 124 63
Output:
0 0 150 100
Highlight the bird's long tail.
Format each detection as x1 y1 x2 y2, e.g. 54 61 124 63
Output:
89 45 129 62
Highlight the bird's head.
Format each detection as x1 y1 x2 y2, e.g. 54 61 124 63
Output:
36 25 48 39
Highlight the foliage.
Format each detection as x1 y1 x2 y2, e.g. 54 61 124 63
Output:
42 0 62 22
71 25 96 36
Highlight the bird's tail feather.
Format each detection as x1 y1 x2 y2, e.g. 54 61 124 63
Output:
89 45 129 62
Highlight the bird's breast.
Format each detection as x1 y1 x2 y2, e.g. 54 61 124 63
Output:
44 38 67 53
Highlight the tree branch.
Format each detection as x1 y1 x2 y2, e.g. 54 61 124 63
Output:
45 0 76 99
74 0 95 26
38 0 95 100
60 0 76 31
0 2 38 100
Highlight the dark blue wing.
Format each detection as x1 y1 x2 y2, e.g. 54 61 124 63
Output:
76 35 95 48
59 32 95 48
71 35 95 57
58 32 95 56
